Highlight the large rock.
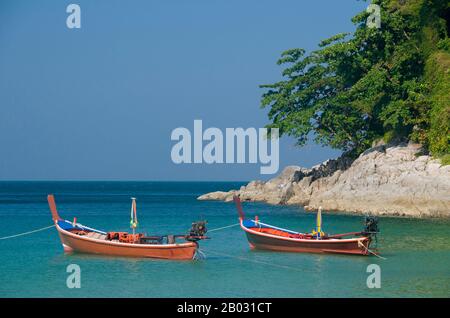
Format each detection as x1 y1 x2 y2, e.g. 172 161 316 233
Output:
198 142 450 218
197 191 236 202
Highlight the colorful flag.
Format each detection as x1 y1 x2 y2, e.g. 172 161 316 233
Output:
130 197 137 229
316 206 322 238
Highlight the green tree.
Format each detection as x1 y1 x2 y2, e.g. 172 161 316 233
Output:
261 0 449 158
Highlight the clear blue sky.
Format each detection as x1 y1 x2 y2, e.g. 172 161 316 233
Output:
0 0 367 181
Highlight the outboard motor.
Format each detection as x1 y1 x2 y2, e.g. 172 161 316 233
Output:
362 216 379 248
363 216 379 235
186 220 208 241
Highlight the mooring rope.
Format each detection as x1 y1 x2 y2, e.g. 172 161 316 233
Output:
200 222 307 271
0 221 238 241
203 249 311 272
208 223 240 233
194 248 207 260
0 224 55 240
358 240 386 260
367 248 386 260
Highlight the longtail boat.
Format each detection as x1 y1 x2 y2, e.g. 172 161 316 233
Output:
233 196 379 256
47 194 208 260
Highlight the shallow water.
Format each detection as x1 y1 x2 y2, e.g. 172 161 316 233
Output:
0 181 449 297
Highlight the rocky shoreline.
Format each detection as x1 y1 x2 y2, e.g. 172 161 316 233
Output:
198 142 450 218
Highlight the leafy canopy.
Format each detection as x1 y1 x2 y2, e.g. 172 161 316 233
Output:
261 0 449 157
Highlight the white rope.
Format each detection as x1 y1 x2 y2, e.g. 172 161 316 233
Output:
203 222 308 271
205 250 310 272
367 248 386 260
0 224 55 240
194 248 207 260
208 223 240 233
0 221 237 241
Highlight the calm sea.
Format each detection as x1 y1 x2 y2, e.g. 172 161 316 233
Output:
0 181 448 297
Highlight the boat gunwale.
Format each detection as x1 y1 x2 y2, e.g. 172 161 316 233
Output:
240 219 368 244
56 222 197 249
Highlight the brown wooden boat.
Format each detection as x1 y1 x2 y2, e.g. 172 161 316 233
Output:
233 196 379 256
48 194 208 260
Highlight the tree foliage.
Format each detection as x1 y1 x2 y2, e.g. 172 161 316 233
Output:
261 0 449 157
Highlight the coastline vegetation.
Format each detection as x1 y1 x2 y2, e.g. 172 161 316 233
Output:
261 0 449 163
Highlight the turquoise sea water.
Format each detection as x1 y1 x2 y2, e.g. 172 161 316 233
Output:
0 181 449 298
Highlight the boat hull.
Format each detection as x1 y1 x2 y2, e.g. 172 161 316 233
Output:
242 224 370 256
56 225 197 260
